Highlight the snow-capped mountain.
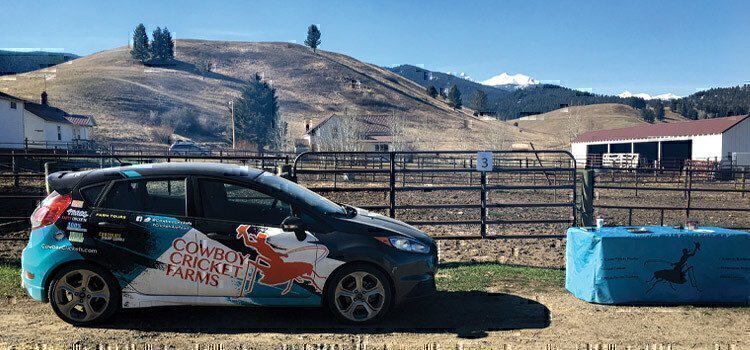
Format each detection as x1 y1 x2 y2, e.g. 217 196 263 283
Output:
618 90 681 100
481 73 539 88
652 93 681 100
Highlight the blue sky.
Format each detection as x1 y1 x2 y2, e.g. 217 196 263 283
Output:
2 0 748 96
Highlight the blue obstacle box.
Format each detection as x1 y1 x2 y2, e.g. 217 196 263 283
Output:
566 226 750 304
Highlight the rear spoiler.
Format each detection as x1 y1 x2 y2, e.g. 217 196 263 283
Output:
46 170 93 195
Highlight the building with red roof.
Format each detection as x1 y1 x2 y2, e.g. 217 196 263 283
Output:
571 115 750 168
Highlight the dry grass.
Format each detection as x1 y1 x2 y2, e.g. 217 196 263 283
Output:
512 104 689 149
0 40 547 150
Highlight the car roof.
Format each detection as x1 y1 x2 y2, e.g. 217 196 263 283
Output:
72 162 265 188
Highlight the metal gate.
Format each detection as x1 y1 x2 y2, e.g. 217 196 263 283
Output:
292 150 577 239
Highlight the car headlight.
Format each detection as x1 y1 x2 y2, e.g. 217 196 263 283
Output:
377 236 430 254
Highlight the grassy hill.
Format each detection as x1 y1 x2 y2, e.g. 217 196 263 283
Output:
0 40 546 150
512 103 688 148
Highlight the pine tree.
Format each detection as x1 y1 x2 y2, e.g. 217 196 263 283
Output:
470 90 488 112
641 108 656 123
305 24 322 53
162 27 175 59
131 24 150 62
426 86 438 99
655 104 665 121
150 27 163 60
232 74 282 151
448 85 462 109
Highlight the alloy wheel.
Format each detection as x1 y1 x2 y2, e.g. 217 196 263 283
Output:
52 269 111 323
333 271 386 322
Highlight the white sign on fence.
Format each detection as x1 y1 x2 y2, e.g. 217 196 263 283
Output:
476 151 493 172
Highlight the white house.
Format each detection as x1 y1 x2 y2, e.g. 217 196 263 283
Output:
0 91 95 149
0 92 25 149
300 114 409 153
571 115 750 168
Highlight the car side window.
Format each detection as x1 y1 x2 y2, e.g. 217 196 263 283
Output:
199 179 291 226
80 184 106 206
100 178 186 216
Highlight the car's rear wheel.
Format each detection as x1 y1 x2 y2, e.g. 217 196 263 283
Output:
326 264 392 324
48 263 120 326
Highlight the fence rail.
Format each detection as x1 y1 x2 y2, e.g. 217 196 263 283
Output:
587 166 750 230
0 152 293 236
293 150 578 239
3 150 748 242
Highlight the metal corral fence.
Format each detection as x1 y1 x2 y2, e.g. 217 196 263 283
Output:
292 150 578 239
0 151 291 237
583 166 750 230
3 150 748 241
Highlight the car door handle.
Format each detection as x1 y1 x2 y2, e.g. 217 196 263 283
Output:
98 221 125 230
206 232 235 241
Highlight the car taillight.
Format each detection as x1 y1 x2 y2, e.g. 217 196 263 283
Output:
30 191 72 229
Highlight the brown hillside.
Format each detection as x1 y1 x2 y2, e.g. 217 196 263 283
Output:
0 40 546 150
512 104 688 149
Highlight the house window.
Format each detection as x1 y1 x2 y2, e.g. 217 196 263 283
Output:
57 126 62 141
10 102 17 109
375 144 389 152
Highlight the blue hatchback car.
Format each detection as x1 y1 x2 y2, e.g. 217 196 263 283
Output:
21 163 437 325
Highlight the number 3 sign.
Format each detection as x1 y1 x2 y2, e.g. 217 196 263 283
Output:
476 151 493 172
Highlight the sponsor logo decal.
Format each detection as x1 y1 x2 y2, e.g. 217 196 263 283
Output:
136 216 192 230
162 225 329 296
63 208 89 222
41 243 96 254
68 231 85 243
98 232 124 242
71 200 84 208
95 212 127 220
53 230 65 241
66 222 87 232
166 238 249 287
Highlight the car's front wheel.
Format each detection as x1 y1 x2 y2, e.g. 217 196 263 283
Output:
325 264 392 324
48 263 120 326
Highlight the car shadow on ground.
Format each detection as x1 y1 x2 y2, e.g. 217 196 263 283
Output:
100 291 549 338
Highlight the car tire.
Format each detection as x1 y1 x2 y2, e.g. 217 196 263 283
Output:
325 263 392 324
48 262 120 326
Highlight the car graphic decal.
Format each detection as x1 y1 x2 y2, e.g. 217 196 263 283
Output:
118 223 345 307
236 224 327 295
120 170 141 178
106 215 193 293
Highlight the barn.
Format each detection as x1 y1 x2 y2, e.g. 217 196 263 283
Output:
571 115 750 168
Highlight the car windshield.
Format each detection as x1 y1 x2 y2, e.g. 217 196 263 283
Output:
256 172 346 216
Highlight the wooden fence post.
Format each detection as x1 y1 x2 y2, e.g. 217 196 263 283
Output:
44 162 52 195
579 169 595 226
12 151 19 187
685 169 693 220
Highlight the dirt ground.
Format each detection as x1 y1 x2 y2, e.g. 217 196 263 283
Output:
1 167 748 349
1 287 747 349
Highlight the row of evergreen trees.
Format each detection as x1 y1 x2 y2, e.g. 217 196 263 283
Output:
131 23 175 63
426 84 464 109
668 85 750 119
426 80 749 123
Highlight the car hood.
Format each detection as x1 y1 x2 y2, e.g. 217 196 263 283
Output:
341 207 434 245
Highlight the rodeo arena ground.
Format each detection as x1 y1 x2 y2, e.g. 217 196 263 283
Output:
0 149 748 350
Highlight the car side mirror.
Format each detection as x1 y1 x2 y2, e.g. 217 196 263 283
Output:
281 216 307 241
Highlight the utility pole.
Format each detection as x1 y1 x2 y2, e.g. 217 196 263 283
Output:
229 101 235 149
